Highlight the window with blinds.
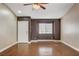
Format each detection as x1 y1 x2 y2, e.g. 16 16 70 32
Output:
39 23 53 34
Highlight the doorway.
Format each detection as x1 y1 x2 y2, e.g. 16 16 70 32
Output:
17 17 31 43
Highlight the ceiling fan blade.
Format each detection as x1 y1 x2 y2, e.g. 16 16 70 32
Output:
24 4 32 6
39 4 46 9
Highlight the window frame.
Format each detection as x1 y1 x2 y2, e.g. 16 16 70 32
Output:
38 23 53 34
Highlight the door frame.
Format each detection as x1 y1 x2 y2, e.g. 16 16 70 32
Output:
17 16 31 42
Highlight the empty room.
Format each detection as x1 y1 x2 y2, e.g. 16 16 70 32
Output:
0 3 79 56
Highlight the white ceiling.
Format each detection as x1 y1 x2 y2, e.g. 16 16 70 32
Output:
5 3 74 19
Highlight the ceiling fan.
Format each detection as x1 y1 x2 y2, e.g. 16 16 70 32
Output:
23 3 48 10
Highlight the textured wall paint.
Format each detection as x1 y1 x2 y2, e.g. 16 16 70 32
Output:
61 4 79 50
0 4 17 50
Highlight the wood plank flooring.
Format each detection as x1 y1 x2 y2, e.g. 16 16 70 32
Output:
0 41 79 56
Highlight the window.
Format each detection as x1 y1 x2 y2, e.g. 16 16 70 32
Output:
39 23 53 34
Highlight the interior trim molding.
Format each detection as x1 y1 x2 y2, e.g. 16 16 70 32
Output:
18 40 61 43
18 42 31 44
30 40 61 43
61 41 79 52
0 42 17 53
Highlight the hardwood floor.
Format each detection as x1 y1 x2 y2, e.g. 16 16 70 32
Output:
0 41 79 56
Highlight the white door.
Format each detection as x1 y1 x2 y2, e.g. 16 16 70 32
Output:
18 21 29 43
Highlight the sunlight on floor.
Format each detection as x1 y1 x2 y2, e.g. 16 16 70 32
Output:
38 47 53 56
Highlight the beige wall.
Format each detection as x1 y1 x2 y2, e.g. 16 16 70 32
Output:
61 4 79 50
0 4 17 51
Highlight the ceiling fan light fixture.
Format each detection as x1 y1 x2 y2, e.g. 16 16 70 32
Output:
32 4 40 9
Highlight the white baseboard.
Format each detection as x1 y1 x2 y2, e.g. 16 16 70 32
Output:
30 40 61 43
18 40 61 43
0 42 17 53
61 41 79 52
18 42 31 44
